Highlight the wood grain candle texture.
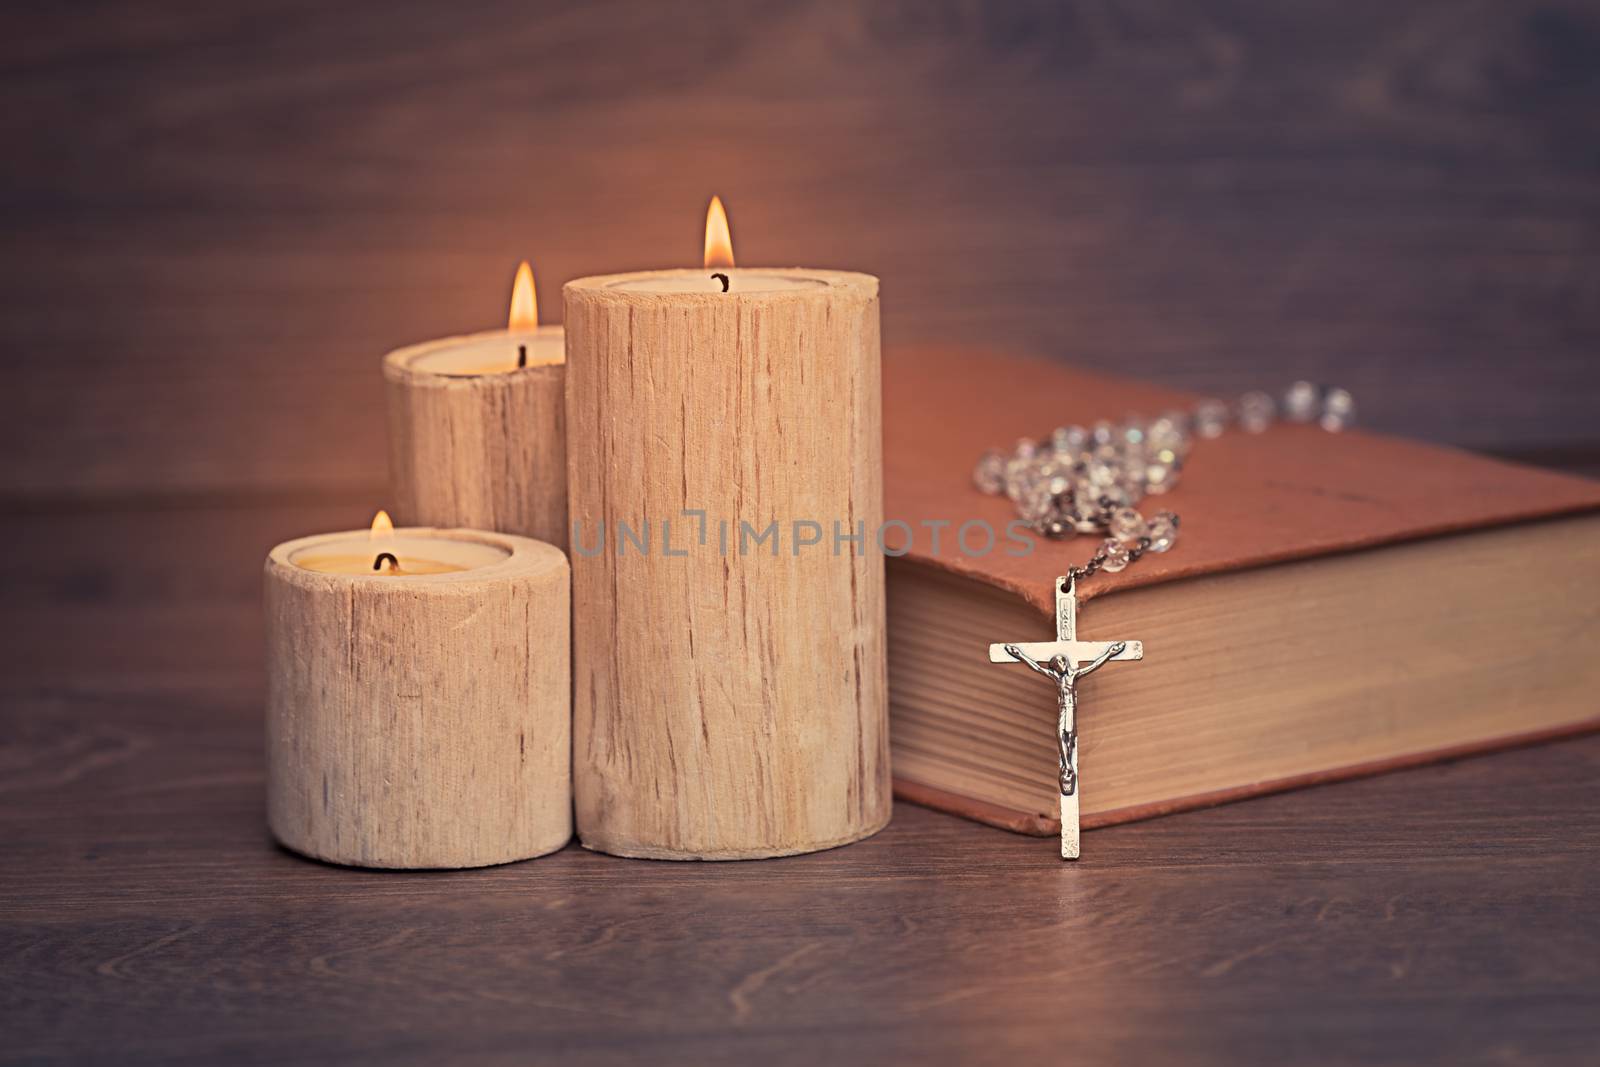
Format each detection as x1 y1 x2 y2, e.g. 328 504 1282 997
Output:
384 328 568 549
265 526 571 868
563 268 889 860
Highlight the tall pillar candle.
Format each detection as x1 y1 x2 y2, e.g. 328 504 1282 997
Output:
384 263 568 548
265 519 571 868
564 268 889 860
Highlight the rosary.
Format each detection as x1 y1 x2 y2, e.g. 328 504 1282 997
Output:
976 380 1355 858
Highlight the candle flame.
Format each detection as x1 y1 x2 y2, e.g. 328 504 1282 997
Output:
704 196 734 269
370 509 394 539
508 261 537 330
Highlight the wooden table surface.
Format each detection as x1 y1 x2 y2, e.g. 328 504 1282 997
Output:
3 501 1598 1066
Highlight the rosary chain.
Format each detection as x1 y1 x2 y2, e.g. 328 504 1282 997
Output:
976 381 1354 585
1071 534 1156 582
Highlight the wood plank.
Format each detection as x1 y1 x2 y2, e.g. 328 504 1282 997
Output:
3 0 1600 498
3 687 1598 1065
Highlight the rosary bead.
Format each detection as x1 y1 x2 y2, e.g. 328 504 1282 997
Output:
1193 399 1229 439
1090 420 1116 446
1004 455 1039 501
1284 380 1319 423
1097 483 1134 510
1014 437 1039 460
1146 511 1179 552
1144 455 1180 494
1109 506 1147 542
1320 388 1355 432
1068 489 1103 525
1029 462 1061 491
1098 538 1132 572
1085 459 1120 489
1149 411 1192 457
973 449 1006 494
1236 390 1276 433
1018 483 1057 524
1052 424 1088 455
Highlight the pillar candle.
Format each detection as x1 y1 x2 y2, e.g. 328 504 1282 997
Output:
563 266 889 860
384 263 568 549
265 517 571 868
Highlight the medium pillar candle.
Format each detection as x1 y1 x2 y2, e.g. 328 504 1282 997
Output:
564 268 889 860
265 523 571 868
384 330 567 549
384 264 568 548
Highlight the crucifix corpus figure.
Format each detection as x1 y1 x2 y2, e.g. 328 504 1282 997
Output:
988 574 1143 859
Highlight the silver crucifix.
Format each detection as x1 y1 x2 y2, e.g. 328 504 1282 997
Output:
988 574 1143 859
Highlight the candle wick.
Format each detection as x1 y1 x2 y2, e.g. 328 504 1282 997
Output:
373 552 400 572
711 272 730 293
518 343 527 368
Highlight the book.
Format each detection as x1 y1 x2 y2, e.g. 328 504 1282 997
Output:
882 346 1600 835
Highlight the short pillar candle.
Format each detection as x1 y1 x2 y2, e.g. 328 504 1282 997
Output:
384 263 568 549
265 521 571 868
563 267 890 860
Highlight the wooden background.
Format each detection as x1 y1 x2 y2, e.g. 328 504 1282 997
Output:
4 0 1600 509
